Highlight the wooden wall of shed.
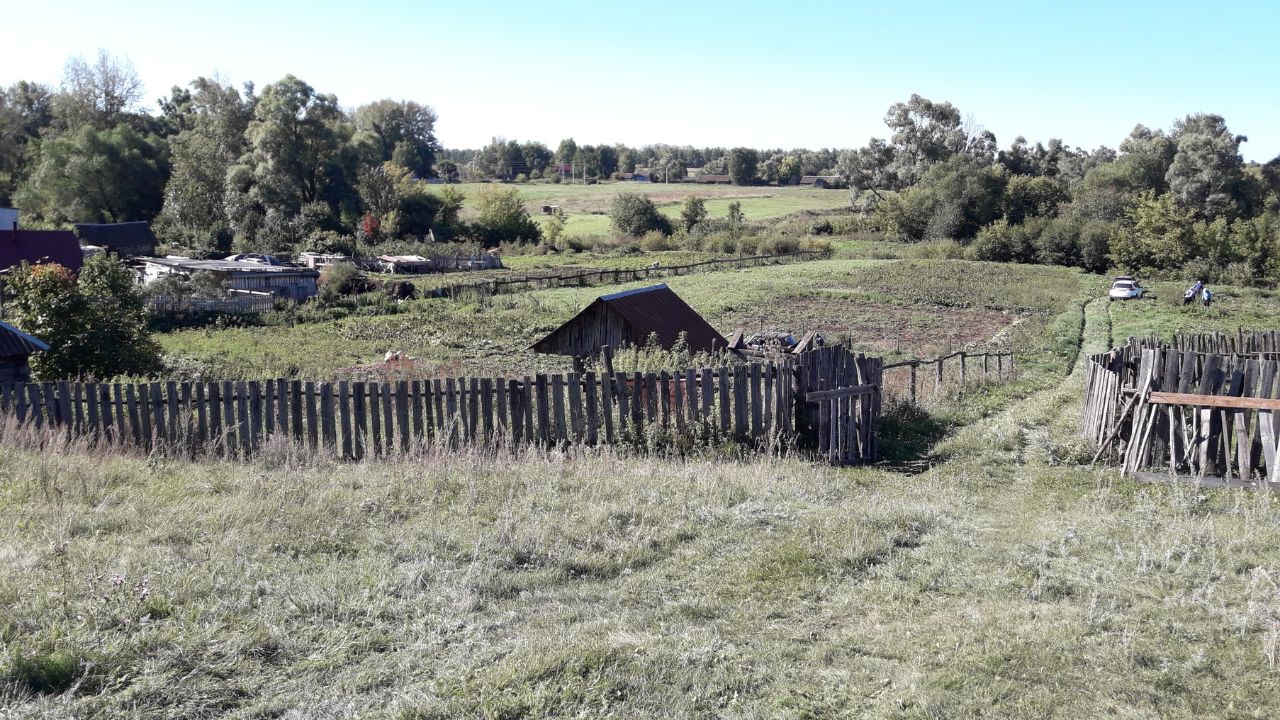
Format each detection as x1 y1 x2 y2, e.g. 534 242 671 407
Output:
536 304 634 357
0 356 31 384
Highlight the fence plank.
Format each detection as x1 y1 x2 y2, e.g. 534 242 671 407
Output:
750 364 763 437
567 373 583 441
613 372 629 436
734 365 748 439
383 382 397 450
535 375 550 446
522 376 535 444
370 382 384 454
552 374 567 444
466 378 479 444
505 378 520 445
316 383 333 450
248 381 263 452
339 381 353 460
235 381 251 455
584 372 599 445
304 381 318 450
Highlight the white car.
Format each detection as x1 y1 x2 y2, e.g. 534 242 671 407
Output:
1108 277 1145 301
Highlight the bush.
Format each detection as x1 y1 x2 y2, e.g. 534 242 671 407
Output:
639 230 672 251
609 193 672 236
970 218 1041 264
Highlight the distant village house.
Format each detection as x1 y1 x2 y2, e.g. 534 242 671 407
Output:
139 257 320 301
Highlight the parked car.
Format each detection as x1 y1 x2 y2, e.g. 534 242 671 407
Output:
1109 276 1146 301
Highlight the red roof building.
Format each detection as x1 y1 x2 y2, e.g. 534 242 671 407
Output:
0 230 84 274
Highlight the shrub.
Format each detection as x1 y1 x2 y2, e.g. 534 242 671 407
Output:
609 193 672 236
639 230 672 251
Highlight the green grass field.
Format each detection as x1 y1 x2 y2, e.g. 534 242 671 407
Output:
455 181 851 237
156 259 1096 380
6 276 1280 717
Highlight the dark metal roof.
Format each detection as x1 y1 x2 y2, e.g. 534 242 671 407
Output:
0 320 50 357
534 284 727 355
73 222 157 256
0 230 84 274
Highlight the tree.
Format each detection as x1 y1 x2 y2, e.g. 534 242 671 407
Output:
353 99 439 177
1165 113 1248 220
609 193 671 236
778 155 803 186
837 138 899 211
470 184 540 245
4 255 161 380
243 75 346 217
1002 175 1068 224
16 124 168 224
0 81 54 204
726 147 758 185
53 50 145 130
883 94 967 185
873 155 1005 242
155 78 252 253
680 195 707 232
545 206 568 244
1108 191 1196 272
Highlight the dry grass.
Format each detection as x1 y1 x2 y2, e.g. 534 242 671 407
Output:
6 273 1280 718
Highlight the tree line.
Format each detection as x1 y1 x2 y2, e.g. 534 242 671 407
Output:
835 94 1280 284
2 52 1278 283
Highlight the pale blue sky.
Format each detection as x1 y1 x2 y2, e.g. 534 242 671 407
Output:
2 0 1277 160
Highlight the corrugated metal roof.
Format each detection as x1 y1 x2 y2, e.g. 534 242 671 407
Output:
0 320 50 357
534 284 727 355
141 257 319 276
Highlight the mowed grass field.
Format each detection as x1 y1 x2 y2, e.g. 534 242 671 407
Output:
6 283 1280 717
454 181 851 236
156 259 1098 380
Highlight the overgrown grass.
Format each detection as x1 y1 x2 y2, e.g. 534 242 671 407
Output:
5 370 1280 717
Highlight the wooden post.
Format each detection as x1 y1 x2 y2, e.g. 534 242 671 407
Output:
909 363 917 405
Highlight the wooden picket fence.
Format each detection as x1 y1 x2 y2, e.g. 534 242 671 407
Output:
0 347 883 465
1083 331 1280 487
881 350 1015 405
429 252 824 299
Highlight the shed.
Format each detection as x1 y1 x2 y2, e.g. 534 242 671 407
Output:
696 174 732 184
73 222 157 257
532 284 727 357
0 320 49 384
0 229 84 274
139 257 320 301
801 175 841 189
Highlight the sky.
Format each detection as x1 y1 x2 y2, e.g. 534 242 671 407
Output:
2 0 1278 161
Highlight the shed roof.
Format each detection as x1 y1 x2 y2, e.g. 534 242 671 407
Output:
73 222 157 255
0 319 50 357
141 257 319 276
0 230 84 274
533 284 727 355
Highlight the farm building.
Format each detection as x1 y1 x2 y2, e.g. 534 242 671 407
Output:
73 222 157 257
0 320 49 384
695 174 732 184
0 228 83 274
532 284 727 358
139 257 320 301
801 175 842 189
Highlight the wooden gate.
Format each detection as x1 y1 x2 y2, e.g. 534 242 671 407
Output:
805 383 880 465
794 345 883 465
